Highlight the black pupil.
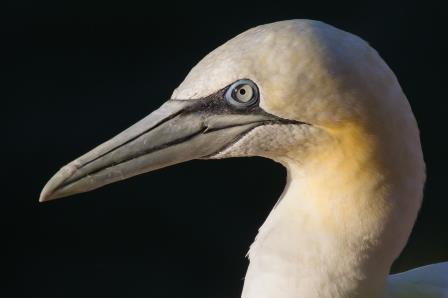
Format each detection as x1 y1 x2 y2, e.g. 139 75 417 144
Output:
239 88 246 95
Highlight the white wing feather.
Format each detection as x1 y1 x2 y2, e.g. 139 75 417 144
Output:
388 262 448 297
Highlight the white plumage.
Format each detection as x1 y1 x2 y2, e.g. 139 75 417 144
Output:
41 19 447 297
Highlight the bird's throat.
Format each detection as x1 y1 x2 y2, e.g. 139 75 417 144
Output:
241 124 424 298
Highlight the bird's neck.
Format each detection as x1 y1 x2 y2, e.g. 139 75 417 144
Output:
242 123 424 298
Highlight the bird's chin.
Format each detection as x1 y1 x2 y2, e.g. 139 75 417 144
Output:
206 122 311 160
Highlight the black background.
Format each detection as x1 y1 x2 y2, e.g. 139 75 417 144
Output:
4 1 447 297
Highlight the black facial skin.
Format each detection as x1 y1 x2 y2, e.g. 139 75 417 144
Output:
174 83 307 158
174 84 302 126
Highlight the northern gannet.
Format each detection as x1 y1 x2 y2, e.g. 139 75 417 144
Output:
40 20 447 298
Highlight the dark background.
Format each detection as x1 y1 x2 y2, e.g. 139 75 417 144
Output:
4 0 447 297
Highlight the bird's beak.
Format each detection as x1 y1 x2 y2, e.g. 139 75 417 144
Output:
40 95 288 202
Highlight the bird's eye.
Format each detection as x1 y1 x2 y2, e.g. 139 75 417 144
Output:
225 79 259 108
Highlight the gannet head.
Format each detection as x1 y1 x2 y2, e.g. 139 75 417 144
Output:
40 20 425 237
40 19 427 298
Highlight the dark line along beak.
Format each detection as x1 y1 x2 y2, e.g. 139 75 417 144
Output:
39 96 297 202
